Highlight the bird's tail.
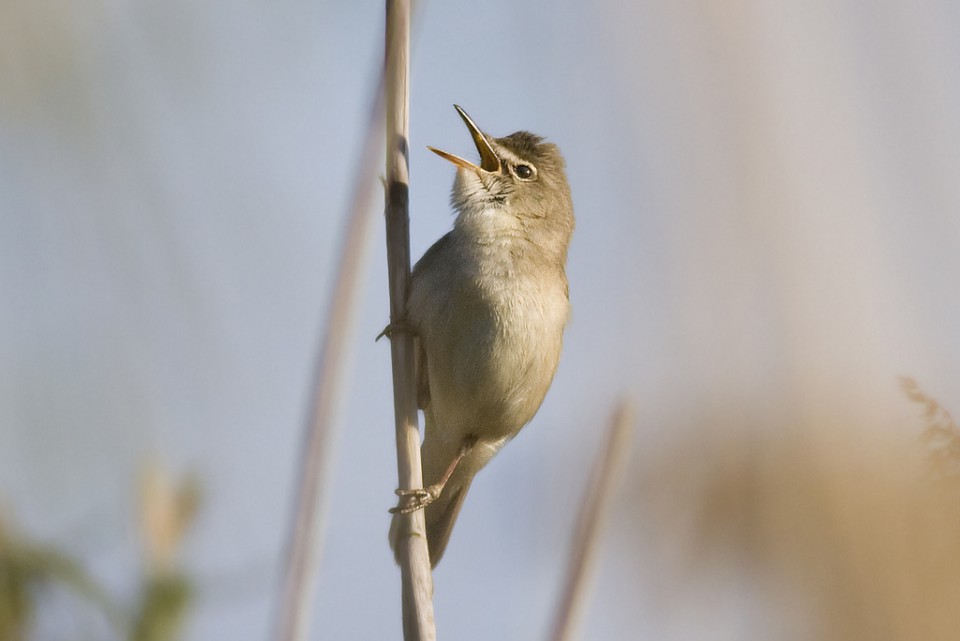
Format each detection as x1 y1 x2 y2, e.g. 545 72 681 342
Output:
423 475 472 566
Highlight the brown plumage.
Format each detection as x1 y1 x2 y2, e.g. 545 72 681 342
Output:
390 106 574 566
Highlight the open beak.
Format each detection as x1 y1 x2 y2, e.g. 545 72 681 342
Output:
428 105 501 174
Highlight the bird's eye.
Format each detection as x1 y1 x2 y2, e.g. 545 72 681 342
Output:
513 164 534 179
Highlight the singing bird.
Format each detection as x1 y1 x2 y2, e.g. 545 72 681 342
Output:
390 105 574 567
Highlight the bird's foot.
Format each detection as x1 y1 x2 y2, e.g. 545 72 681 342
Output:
389 484 442 514
375 320 416 342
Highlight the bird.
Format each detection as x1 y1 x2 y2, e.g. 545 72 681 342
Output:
389 105 574 567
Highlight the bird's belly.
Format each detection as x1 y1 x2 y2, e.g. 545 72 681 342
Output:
425 283 568 442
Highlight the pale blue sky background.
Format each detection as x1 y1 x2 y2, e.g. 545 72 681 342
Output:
2 1 960 639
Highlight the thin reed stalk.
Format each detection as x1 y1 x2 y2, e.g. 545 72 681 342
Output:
547 402 634 641
384 1 437 639
271 67 386 641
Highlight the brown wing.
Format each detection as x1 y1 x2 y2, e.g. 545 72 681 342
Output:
410 232 454 412
415 336 430 410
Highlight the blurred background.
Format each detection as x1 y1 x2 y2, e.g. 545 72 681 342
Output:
2 0 960 639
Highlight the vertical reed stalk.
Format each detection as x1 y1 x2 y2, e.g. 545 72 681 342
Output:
547 403 634 641
384 1 437 639
272 65 386 641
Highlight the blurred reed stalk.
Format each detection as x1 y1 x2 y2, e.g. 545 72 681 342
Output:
271 52 387 641
383 1 437 639
547 402 634 641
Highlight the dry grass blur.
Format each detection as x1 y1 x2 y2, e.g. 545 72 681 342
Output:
0 465 198 641
132 465 200 641
902 377 960 482
0 514 118 641
628 382 960 641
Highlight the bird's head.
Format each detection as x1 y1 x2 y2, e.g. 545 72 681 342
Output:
429 105 574 248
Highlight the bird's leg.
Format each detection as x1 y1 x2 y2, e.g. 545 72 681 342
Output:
390 437 477 514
